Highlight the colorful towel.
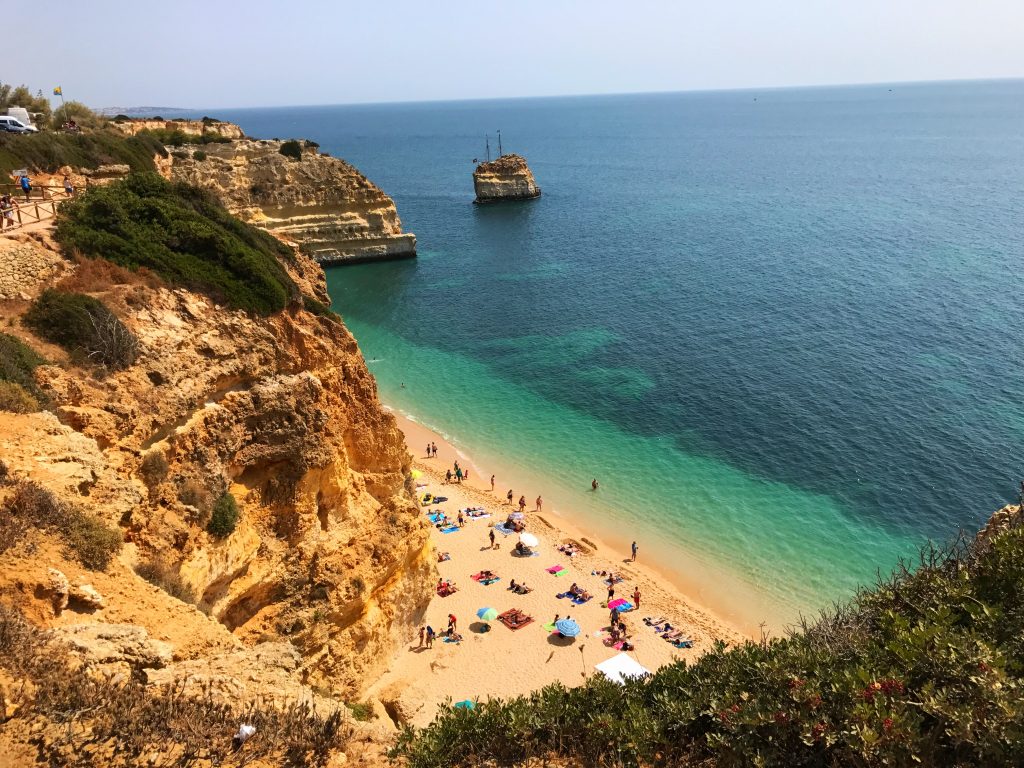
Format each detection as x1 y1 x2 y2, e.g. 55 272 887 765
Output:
427 513 445 523
545 565 564 573
471 573 498 583
493 523 516 535
542 622 557 632
497 610 534 631
608 598 631 610
554 569 569 577
572 595 592 605
440 526 459 534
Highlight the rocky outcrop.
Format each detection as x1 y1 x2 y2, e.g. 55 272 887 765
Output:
111 118 245 140
0 234 67 301
473 153 541 203
0 238 434 699
171 139 417 265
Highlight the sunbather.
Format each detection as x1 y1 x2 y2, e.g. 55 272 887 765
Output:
438 552 451 562
513 582 531 595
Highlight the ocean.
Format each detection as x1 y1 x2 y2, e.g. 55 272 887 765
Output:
204 80 1024 627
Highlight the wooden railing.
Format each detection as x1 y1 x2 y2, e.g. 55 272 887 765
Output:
0 185 73 234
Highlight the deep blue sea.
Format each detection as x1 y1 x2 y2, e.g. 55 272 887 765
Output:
203 80 1024 627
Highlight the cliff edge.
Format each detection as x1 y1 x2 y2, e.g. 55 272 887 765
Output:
473 153 541 203
171 139 417 265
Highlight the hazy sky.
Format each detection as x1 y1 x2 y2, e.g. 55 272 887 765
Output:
12 1 1024 108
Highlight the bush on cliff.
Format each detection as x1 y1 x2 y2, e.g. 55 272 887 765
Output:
0 331 47 409
394 524 1024 767
55 173 297 315
136 126 232 146
24 289 139 370
279 140 303 161
3 481 122 570
208 492 239 538
0 129 163 179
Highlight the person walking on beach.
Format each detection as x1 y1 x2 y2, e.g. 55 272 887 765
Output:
632 587 641 610
490 474 496 492
631 541 638 562
489 529 496 549
507 489 514 506
426 443 432 458
432 442 437 457
445 469 452 484
418 626 425 648
536 495 543 512
456 466 463 483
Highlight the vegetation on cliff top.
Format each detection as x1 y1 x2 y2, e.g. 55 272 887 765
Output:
136 126 232 147
55 172 297 315
24 288 139 370
0 129 163 179
394 524 1024 767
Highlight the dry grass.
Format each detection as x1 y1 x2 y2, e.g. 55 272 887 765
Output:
55 254 163 294
0 605 350 767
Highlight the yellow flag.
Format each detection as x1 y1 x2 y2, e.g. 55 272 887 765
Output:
53 86 62 96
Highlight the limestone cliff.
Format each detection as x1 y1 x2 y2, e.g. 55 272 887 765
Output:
111 117 245 140
0 232 434 700
171 139 417 265
473 153 541 203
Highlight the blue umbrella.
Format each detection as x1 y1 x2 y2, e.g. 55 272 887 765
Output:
477 607 498 622
554 618 581 637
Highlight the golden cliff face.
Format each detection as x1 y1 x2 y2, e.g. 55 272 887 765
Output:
111 118 245 140
473 153 542 203
171 139 417 265
0 237 433 698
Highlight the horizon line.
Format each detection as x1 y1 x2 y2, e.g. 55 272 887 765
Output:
104 74 1023 114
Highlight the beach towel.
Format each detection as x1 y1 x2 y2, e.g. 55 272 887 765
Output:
427 513 445 523
443 636 461 644
608 599 634 612
493 523 516 536
497 610 534 631
461 507 485 514
554 569 569 577
671 638 693 648
433 496 449 503
436 587 457 598
543 622 558 632
572 595 592 605
465 513 491 520
440 526 459 534
545 565 564 573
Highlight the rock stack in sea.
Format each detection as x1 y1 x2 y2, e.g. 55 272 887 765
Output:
473 153 541 203
170 137 417 265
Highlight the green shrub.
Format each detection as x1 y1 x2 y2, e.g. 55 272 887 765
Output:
0 381 40 413
136 127 231 147
192 149 207 161
54 173 297 315
0 332 46 408
394 524 1024 768
303 295 340 322
0 129 163 179
346 701 373 722
24 289 139 370
279 140 303 161
135 559 196 603
207 492 239 538
4 481 121 570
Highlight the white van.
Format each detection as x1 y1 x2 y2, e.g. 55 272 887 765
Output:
0 116 37 134
6 107 35 128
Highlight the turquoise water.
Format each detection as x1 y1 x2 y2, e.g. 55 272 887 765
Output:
208 81 1024 625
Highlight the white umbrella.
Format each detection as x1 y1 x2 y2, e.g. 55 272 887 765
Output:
519 532 539 548
510 512 525 520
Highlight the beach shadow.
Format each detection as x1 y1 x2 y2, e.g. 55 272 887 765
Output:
409 646 430 654
546 634 577 647
469 621 493 634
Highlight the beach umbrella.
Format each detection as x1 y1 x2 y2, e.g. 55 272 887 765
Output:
510 512 525 520
454 700 476 710
554 618 581 637
477 607 498 622
411 469 423 479
519 532 539 548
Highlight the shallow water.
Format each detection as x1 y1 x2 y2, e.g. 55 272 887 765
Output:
207 80 1024 625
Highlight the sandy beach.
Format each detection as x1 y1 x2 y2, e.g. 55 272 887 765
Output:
367 411 748 727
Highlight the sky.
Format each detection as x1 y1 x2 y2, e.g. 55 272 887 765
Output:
11 1 1024 109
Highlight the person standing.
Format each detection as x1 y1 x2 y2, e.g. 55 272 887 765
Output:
631 541 638 562
426 443 432 458
607 584 615 602
432 441 437 457
518 496 526 513
62 175 75 197
536 495 543 512
456 466 463 483
425 626 435 648
490 474 496 492
489 529 496 549
448 613 457 633
632 587 641 610
507 489 514 506
445 469 452 484
19 174 31 202
0 194 16 230
418 626 425 648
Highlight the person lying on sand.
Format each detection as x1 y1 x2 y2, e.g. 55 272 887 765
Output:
438 551 451 562
479 569 496 580
568 583 592 601
558 543 578 557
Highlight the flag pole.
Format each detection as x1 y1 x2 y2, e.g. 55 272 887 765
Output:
55 86 69 127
